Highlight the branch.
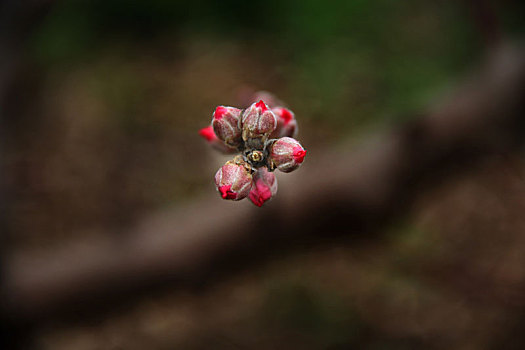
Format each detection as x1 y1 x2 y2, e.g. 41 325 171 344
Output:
2 44 525 326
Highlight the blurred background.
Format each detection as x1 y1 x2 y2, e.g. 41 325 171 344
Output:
1 0 525 349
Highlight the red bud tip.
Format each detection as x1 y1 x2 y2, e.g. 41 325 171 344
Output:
248 168 277 207
293 147 306 163
214 106 228 120
199 126 217 142
219 185 237 199
281 108 293 124
249 182 272 207
255 100 268 112
249 192 265 207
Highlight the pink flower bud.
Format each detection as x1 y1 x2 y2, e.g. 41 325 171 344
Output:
269 137 307 173
199 126 237 154
269 107 298 138
241 100 277 149
214 157 253 200
249 168 278 207
212 106 243 147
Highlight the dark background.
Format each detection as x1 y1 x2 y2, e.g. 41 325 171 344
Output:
1 0 525 349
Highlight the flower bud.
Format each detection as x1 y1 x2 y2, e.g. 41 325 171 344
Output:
241 100 277 149
269 107 298 139
199 126 237 154
249 168 278 207
269 137 307 173
214 157 253 200
212 106 242 147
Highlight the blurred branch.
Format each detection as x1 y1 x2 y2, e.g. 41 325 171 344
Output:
1 43 525 326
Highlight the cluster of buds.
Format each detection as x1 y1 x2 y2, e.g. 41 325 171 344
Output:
199 93 306 207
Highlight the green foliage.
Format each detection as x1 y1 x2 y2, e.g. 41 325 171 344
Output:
29 0 524 129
